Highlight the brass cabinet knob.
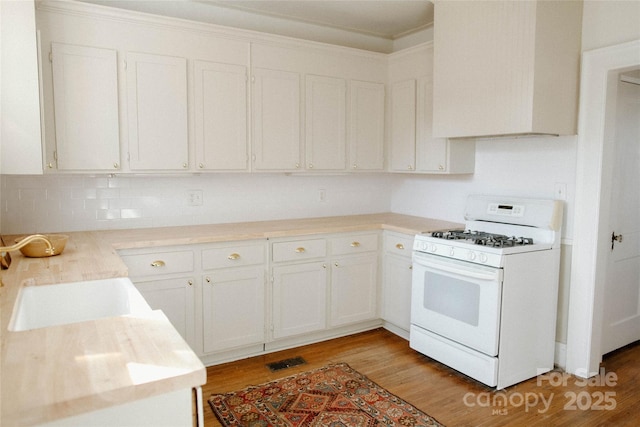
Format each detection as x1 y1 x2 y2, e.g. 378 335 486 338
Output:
352 164 358 169
188 280 193 286
113 162 119 169
228 253 241 260
199 163 204 169
308 163 313 169
182 162 188 168
150 260 165 267
350 241 361 247
295 247 306 253
439 165 445 171
408 165 413 170
396 243 405 250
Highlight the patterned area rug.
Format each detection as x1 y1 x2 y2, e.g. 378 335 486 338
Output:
209 362 444 426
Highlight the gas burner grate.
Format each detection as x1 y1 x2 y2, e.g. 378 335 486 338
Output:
431 230 534 247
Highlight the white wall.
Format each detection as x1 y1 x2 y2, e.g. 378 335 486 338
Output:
0 173 395 234
390 136 578 239
582 0 640 51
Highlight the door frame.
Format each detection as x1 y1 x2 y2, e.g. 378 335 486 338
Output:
566 39 640 378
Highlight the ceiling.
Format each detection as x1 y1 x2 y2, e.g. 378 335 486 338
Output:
79 0 435 52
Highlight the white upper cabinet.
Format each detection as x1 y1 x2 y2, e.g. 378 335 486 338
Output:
127 52 189 171
416 77 475 174
390 79 417 172
305 75 347 171
388 43 475 174
252 67 302 171
1 0 43 174
350 81 385 171
432 0 582 138
251 42 386 173
51 43 120 171
194 61 248 171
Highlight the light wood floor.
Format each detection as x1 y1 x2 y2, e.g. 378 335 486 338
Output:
202 328 639 426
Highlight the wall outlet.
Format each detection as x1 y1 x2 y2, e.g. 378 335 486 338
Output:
188 190 203 206
554 183 567 201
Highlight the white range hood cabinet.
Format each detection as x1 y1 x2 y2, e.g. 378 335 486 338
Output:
432 0 582 139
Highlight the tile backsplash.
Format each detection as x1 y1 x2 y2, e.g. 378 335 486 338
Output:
1 173 395 234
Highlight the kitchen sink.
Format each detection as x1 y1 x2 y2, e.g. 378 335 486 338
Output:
8 277 152 331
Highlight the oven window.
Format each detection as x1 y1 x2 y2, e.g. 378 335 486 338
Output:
423 271 480 326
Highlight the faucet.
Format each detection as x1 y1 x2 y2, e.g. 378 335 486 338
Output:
0 234 54 257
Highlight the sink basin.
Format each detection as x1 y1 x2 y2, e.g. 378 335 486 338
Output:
8 277 152 331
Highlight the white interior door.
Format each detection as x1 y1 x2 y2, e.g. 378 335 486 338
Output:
601 73 640 354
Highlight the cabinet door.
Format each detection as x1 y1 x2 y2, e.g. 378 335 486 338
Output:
51 43 120 171
390 79 416 172
272 262 327 338
194 61 248 171
252 67 301 171
134 277 195 349
330 254 377 327
1 0 42 174
382 254 412 331
305 75 346 170
416 77 448 173
202 267 265 353
127 52 188 170
349 81 385 171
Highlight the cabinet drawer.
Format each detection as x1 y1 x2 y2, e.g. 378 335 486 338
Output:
330 233 378 255
121 250 194 278
383 233 414 257
272 239 327 263
202 243 265 270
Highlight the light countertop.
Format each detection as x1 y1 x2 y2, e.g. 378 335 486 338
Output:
0 213 461 426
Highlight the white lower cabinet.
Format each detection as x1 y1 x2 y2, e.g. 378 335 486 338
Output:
119 231 386 366
38 388 193 427
119 247 197 350
328 232 379 327
381 232 414 337
134 277 196 349
272 262 328 339
330 254 378 327
200 241 267 355
202 267 265 353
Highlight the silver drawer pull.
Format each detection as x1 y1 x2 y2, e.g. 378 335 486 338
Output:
228 253 241 260
350 241 361 247
396 243 405 250
150 260 165 267
295 247 306 253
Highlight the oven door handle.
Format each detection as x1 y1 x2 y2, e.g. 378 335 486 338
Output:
413 257 500 282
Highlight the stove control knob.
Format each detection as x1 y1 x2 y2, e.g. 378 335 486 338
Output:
422 242 429 251
430 244 438 253
479 253 488 263
468 251 476 261
449 247 455 256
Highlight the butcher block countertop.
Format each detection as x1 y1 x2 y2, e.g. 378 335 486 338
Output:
0 213 461 426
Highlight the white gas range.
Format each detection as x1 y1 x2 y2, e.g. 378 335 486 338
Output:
410 195 563 389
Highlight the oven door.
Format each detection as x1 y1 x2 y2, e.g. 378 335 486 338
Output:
411 251 503 356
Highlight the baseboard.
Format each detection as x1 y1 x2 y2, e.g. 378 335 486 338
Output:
382 322 409 341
